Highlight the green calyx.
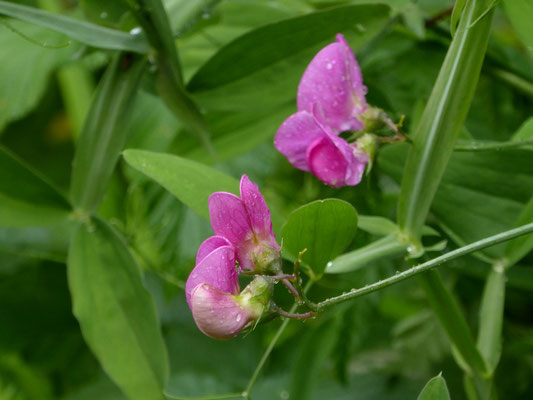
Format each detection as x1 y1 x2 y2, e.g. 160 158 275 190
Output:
237 276 274 319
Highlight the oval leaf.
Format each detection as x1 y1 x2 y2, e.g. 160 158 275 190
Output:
123 149 238 219
417 375 450 400
68 218 168 400
282 199 358 279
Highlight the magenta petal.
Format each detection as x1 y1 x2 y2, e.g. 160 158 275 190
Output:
208 192 252 246
274 111 324 171
297 34 367 132
191 283 252 339
185 246 239 309
239 175 279 250
306 135 348 188
196 236 233 265
345 148 369 186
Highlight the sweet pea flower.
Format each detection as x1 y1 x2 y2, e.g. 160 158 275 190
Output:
185 244 273 339
274 33 376 187
208 175 281 273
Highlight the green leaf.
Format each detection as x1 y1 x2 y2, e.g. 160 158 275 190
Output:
450 0 467 38
504 197 533 267
326 235 408 274
290 316 341 400
417 374 450 400
70 53 146 213
416 270 488 377
0 146 70 227
68 218 168 400
123 149 238 219
357 215 399 236
380 145 533 261
0 1 149 53
188 4 390 110
0 20 77 132
511 116 533 150
170 102 294 163
0 222 72 262
503 0 533 54
477 267 505 374
282 199 358 279
127 0 215 155
397 0 495 244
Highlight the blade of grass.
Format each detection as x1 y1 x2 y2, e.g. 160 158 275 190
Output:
0 0 149 52
70 53 146 213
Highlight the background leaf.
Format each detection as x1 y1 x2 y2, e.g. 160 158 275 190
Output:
503 0 533 54
417 374 450 400
290 316 341 400
0 20 77 133
0 1 149 53
70 53 145 213
282 199 358 279
68 218 168 400
123 149 239 219
0 146 70 227
187 4 390 110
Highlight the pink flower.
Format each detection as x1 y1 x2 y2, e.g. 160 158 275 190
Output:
274 34 371 187
208 175 280 272
185 245 272 339
185 175 280 339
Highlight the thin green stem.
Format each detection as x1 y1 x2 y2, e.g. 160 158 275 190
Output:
164 392 242 400
455 138 533 151
490 67 533 98
242 282 313 399
316 222 533 311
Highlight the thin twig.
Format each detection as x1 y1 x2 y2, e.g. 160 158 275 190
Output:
316 222 533 311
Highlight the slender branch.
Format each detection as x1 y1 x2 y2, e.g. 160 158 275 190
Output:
455 138 533 152
164 392 242 400
271 304 314 320
316 222 533 311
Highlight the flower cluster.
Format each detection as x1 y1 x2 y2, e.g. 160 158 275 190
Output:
185 175 280 339
275 34 393 187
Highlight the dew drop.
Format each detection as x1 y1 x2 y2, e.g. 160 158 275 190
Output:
129 27 142 36
100 11 108 19
326 62 333 70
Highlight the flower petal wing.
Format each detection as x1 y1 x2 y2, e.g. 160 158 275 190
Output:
306 134 349 188
196 235 233 265
274 111 324 171
185 246 239 309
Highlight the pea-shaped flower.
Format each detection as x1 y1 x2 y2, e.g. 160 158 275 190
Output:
275 34 375 187
208 175 281 273
185 244 273 339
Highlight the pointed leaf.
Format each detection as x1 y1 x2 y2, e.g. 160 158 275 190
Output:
68 218 168 400
417 375 451 400
0 1 149 53
397 0 495 243
70 53 145 212
188 4 390 110
123 149 238 219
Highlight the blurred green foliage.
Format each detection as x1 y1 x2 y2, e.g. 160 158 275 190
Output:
0 0 532 399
